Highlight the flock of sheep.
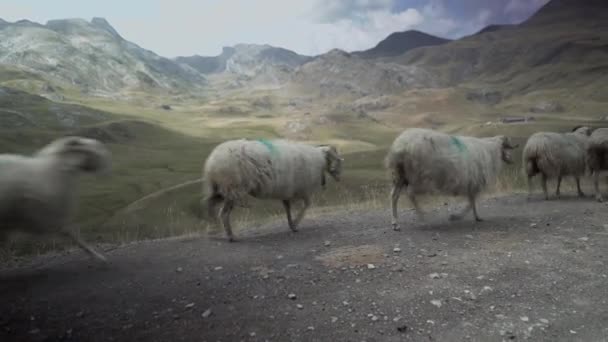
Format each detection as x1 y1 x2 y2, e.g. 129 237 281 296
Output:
0 126 607 263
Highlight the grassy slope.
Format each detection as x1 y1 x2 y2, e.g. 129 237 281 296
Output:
2 1 608 255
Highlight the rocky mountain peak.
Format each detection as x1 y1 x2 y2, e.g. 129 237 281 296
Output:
91 17 122 39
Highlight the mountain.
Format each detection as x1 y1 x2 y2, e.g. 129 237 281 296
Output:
176 44 311 76
288 49 437 98
391 0 608 99
353 30 450 59
0 17 206 95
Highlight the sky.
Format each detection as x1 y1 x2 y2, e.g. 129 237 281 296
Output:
0 0 550 57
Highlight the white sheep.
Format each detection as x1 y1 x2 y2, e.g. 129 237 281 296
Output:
522 126 591 200
202 139 343 241
0 136 110 262
587 128 608 202
385 128 517 230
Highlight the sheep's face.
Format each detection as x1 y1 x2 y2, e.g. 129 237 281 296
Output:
319 145 343 182
38 136 111 173
498 136 518 164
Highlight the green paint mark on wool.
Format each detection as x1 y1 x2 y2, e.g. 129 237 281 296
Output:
450 136 467 153
257 139 278 155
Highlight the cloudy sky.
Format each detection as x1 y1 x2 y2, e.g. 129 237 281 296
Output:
0 0 550 57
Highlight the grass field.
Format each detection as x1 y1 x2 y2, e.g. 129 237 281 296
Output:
0 83 606 259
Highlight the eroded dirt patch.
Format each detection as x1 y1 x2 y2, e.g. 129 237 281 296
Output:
315 244 385 268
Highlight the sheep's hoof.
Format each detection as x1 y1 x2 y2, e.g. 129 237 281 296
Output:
597 196 604 203
228 237 237 242
578 192 586 198
392 223 400 231
290 228 299 233
475 217 484 222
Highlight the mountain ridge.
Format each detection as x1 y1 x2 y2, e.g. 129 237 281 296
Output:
353 30 450 59
0 17 206 95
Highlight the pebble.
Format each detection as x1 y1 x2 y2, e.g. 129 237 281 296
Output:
429 273 441 279
324 241 331 247
578 237 589 242
520 316 529 322
430 300 442 308
250 332 257 337
530 223 538 228
185 303 195 309
176 267 183 273
367 264 376 270
331 316 338 323
288 293 297 300
570 330 577 334
214 266 223 271
371 315 379 322
539 318 549 324
393 247 402 253
296 304 304 310
307 326 315 331
393 316 402 322
201 309 212 318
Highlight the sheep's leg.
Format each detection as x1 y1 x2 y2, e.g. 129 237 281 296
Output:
205 194 223 221
594 172 603 202
406 187 424 221
449 200 472 222
575 177 585 197
62 229 107 263
390 178 406 231
555 175 562 198
282 200 297 232
219 200 236 242
527 175 534 200
541 173 549 200
292 196 311 231
470 195 483 222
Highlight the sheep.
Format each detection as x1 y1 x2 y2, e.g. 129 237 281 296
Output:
202 139 343 242
587 128 608 202
385 128 517 230
0 136 110 262
522 126 591 200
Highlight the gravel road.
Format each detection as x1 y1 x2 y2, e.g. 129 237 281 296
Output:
2 194 608 342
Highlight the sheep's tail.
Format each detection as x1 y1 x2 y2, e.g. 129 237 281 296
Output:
587 146 604 176
384 149 401 170
523 154 539 177
522 138 556 177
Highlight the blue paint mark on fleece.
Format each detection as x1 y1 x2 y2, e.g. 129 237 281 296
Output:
257 139 278 156
450 136 467 153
